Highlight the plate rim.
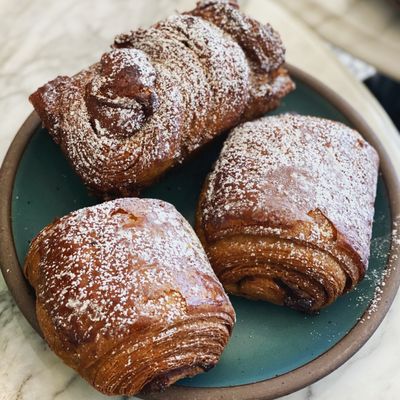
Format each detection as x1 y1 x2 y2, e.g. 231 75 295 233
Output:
1 65 400 400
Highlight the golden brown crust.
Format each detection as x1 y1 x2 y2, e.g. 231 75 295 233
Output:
196 114 379 312
24 198 235 395
29 0 294 198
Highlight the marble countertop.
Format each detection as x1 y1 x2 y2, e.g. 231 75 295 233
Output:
280 0 400 81
1 0 400 399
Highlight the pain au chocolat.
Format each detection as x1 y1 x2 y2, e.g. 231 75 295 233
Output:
196 114 379 312
24 198 235 396
29 0 294 198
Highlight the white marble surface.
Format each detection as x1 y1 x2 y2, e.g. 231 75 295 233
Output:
280 0 400 81
1 0 400 399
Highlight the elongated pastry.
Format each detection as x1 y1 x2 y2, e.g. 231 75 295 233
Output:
196 114 379 312
29 0 294 198
24 198 235 396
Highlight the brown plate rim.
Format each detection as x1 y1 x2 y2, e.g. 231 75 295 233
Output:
1 65 400 400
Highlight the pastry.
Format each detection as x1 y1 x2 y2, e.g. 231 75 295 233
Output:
196 114 379 312
24 198 235 395
29 0 294 198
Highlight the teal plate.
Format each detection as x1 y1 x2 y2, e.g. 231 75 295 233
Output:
10 82 392 387
1 66 400 400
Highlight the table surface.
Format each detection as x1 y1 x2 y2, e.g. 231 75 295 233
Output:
280 0 400 82
1 1 400 399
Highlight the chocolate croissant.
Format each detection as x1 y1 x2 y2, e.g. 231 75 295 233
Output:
24 198 235 396
29 0 294 198
196 114 379 312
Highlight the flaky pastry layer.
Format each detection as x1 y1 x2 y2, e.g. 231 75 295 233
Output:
25 198 235 395
29 0 294 198
196 114 379 312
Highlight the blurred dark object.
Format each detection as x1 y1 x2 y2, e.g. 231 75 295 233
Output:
387 0 400 10
364 74 400 131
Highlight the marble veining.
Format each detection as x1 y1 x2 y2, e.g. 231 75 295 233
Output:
2 284 400 400
1 0 400 399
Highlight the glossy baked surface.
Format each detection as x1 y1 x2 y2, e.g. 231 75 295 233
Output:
23 198 234 395
29 0 293 198
12 79 391 387
196 114 379 312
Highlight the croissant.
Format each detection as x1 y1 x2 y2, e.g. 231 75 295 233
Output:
29 0 294 198
196 114 379 312
24 198 235 396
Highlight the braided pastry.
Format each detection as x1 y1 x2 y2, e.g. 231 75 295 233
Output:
196 114 379 312
29 0 294 198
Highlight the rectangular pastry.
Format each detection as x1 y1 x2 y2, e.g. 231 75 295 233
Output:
196 114 379 312
29 0 294 198
24 198 235 395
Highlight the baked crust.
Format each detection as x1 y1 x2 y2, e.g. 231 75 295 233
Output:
196 114 379 312
29 0 294 198
24 198 235 395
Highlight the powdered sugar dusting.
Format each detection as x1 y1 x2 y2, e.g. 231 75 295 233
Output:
201 114 379 269
359 216 400 322
30 0 293 197
29 198 231 341
191 0 285 73
116 13 250 155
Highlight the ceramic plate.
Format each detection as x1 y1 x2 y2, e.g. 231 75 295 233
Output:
1 66 400 400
